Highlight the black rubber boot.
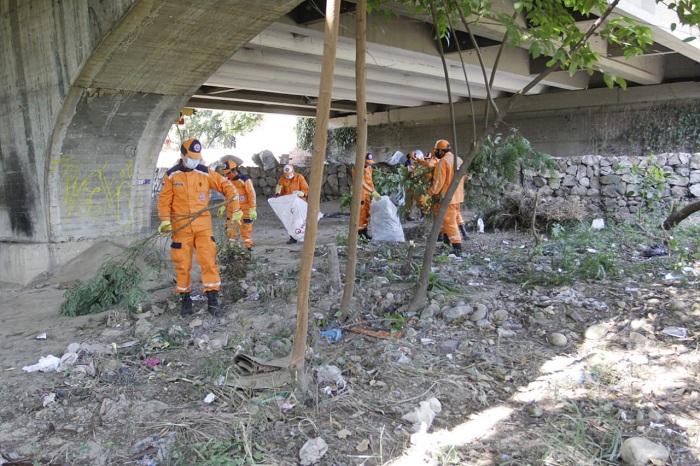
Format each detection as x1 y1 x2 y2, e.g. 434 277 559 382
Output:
438 233 450 245
459 224 469 240
286 236 298 244
180 292 193 316
359 228 372 240
206 290 224 318
452 242 463 258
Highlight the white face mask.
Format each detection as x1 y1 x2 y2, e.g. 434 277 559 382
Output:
286 173 294 179
184 157 199 169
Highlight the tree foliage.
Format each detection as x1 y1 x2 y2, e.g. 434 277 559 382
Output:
169 110 263 148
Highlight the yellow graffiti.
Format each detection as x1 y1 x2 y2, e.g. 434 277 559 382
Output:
55 157 133 221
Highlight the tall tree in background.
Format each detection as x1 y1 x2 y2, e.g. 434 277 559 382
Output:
169 110 263 148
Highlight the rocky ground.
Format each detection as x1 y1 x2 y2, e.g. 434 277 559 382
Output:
1 199 699 466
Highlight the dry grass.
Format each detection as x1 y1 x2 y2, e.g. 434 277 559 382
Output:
486 185 588 231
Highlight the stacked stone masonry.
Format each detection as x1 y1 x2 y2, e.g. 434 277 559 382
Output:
521 153 700 218
155 153 698 218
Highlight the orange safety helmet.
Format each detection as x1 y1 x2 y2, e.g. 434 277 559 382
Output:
434 139 451 151
221 160 237 175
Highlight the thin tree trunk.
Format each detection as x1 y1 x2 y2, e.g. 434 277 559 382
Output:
289 0 340 372
340 0 367 314
662 200 700 230
408 0 622 312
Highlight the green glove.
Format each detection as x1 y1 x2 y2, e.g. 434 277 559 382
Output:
217 205 227 218
249 207 258 221
231 210 243 224
158 220 172 235
275 184 282 195
371 191 381 201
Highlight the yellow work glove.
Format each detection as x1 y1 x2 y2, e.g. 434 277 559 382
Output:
217 205 227 218
158 220 172 235
295 190 305 198
231 210 243 225
248 207 258 221
275 184 282 195
371 191 381 201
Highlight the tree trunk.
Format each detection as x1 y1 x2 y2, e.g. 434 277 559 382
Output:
289 0 340 372
662 200 700 230
340 0 367 314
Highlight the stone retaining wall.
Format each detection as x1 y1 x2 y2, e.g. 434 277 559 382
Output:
156 153 699 218
521 153 698 217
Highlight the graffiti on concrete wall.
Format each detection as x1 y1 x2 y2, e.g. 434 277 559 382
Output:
55 157 133 221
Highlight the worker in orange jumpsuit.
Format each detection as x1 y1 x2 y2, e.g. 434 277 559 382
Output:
429 139 466 255
352 152 381 240
217 160 257 251
158 138 242 317
275 164 309 243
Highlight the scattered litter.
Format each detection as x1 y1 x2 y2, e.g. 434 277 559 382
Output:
591 218 605 229
662 327 688 338
420 338 435 345
477 218 485 233
320 328 342 343
203 393 216 404
143 358 160 368
43 393 57 407
22 355 61 373
299 437 328 466
316 364 346 392
131 431 176 463
401 397 442 433
643 245 668 257
136 455 157 466
36 333 47 340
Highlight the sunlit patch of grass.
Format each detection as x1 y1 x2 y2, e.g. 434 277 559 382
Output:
538 401 623 465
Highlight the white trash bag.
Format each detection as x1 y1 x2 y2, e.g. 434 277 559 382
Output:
370 196 405 242
268 194 323 242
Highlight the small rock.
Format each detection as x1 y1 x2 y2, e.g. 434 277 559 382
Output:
548 333 568 347
629 332 648 346
469 308 487 322
437 340 459 354
668 300 688 311
619 437 669 465
584 324 609 340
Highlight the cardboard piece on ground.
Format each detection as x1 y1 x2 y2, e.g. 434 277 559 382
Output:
225 353 292 389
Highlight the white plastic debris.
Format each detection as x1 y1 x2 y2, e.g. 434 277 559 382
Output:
36 333 47 340
477 218 485 233
203 393 216 404
401 397 442 433
591 218 605 229
22 355 61 373
299 437 328 466
662 327 688 338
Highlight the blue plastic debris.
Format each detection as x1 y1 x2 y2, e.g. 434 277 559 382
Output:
320 329 342 343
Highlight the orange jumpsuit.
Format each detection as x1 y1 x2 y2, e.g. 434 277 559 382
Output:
277 172 309 199
352 166 375 230
430 152 465 245
158 162 240 294
225 172 257 248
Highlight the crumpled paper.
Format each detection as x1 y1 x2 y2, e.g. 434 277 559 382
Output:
401 397 442 433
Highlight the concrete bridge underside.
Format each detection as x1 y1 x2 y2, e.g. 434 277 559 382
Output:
1 0 700 285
